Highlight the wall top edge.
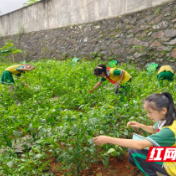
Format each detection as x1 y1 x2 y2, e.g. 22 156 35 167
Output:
0 0 44 17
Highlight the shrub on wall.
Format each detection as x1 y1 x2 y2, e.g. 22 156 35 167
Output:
23 0 41 7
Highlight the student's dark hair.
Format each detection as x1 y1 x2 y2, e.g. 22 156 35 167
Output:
94 64 108 77
144 92 176 126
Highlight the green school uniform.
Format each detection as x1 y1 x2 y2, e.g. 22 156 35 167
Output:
157 65 174 87
1 65 24 84
146 120 176 176
100 69 122 82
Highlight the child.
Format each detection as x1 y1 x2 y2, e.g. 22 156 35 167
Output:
157 65 174 87
93 92 176 176
89 64 131 94
1 64 35 87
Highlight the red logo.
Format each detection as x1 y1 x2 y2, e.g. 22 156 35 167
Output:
146 147 176 162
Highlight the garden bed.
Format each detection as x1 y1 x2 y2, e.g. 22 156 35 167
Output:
0 60 175 175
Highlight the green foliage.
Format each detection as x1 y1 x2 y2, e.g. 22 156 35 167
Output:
154 7 160 16
23 0 41 7
91 52 102 59
100 33 106 39
0 40 21 62
132 45 147 56
116 22 118 29
132 45 145 51
162 50 168 55
16 22 25 40
0 59 176 175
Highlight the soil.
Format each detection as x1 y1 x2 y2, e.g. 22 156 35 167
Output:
80 152 136 176
50 152 138 176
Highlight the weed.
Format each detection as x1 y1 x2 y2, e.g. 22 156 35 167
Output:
154 7 160 16
16 22 25 40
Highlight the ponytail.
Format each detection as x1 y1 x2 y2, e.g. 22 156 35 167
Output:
162 92 176 126
144 92 176 126
94 64 108 77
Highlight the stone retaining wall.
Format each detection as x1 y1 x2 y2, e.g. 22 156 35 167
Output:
0 0 173 36
0 1 176 67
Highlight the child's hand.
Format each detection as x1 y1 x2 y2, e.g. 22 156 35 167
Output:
127 121 142 128
115 81 120 87
23 64 35 71
93 136 109 145
89 89 94 93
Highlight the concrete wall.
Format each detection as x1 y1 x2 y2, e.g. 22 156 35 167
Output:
0 0 174 36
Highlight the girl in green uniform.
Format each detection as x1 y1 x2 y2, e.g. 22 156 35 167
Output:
157 65 174 87
89 64 131 94
1 64 35 87
93 92 176 176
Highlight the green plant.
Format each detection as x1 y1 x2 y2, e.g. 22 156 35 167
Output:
91 52 102 58
116 22 118 29
99 33 106 39
22 50 28 61
23 0 41 6
116 29 120 33
162 50 168 55
0 40 21 62
154 7 160 16
16 22 25 39
132 45 147 55
132 45 145 51
0 59 175 175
